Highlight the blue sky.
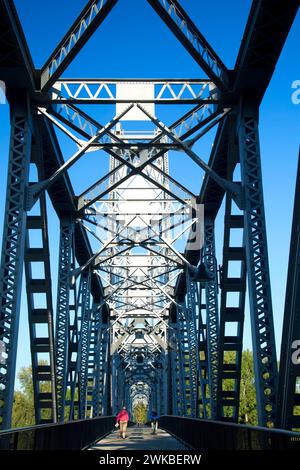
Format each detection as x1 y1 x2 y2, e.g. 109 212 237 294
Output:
0 0 299 385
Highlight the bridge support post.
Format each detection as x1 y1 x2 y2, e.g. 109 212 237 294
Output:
175 304 187 416
0 97 32 429
87 303 102 417
216 118 246 422
101 317 110 415
181 273 200 418
238 97 278 427
25 116 57 424
277 150 300 431
203 215 219 419
78 270 92 419
55 218 75 422
216 192 246 422
160 350 168 416
168 321 179 415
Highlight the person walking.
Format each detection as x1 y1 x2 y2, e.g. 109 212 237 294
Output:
150 410 159 434
116 406 129 439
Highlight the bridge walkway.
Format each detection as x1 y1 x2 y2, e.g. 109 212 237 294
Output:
89 425 188 451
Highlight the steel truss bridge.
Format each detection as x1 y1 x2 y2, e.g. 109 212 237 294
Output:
0 0 299 447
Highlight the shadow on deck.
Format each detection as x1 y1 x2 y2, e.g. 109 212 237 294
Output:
89 425 188 451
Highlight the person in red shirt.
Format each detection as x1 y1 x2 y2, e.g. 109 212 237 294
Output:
116 406 129 439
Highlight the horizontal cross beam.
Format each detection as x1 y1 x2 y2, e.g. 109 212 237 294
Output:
46 79 219 104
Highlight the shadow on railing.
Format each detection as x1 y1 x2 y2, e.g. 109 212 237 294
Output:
159 416 300 450
0 416 115 450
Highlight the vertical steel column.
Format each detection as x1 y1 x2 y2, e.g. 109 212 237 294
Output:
86 303 102 418
178 305 192 415
277 151 300 431
168 321 179 415
111 352 119 415
184 272 200 417
238 97 278 427
25 200 57 424
101 318 110 415
67 264 79 420
24 116 57 424
78 270 92 419
204 215 219 418
160 351 168 415
216 118 246 422
176 304 187 415
116 359 125 409
196 282 210 418
0 99 32 429
55 219 74 422
216 194 246 421
177 307 188 416
156 372 161 415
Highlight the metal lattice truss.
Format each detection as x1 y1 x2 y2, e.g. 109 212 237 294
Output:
0 0 298 431
49 79 219 104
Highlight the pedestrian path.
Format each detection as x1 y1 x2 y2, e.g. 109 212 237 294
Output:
89 425 188 451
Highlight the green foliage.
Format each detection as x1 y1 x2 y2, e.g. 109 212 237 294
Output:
222 349 258 425
239 350 258 425
133 402 148 424
12 361 52 428
12 390 35 429
11 362 83 428
12 365 35 428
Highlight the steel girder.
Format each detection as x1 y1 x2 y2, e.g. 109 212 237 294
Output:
48 79 218 105
176 274 201 418
40 0 119 91
0 99 32 429
0 0 35 88
203 217 219 419
111 353 122 415
158 351 168 416
55 220 75 422
65 267 95 420
184 276 200 418
238 99 278 427
277 151 300 431
216 194 246 422
196 286 209 419
86 303 102 417
146 0 228 90
49 100 220 149
24 122 57 424
97 316 110 416
167 322 179 415
77 270 92 419
176 306 188 416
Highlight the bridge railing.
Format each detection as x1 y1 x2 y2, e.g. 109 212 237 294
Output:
159 416 300 450
0 416 115 450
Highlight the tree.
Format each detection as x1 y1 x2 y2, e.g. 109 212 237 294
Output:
222 349 258 425
133 402 148 424
12 361 52 428
11 365 35 428
239 350 258 425
11 363 82 427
